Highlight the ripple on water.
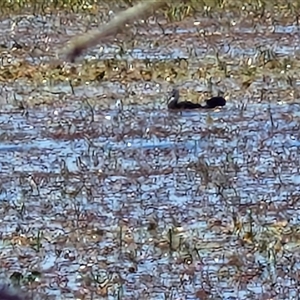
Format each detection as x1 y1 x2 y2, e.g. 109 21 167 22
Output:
0 11 300 297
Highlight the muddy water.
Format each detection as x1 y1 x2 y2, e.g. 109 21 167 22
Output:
1 8 300 300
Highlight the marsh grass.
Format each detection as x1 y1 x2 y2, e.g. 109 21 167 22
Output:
0 0 300 299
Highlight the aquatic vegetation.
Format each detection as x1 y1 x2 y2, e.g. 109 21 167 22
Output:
0 0 300 299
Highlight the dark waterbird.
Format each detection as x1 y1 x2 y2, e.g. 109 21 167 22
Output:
167 89 226 110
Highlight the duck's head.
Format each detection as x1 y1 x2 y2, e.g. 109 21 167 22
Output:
167 88 180 109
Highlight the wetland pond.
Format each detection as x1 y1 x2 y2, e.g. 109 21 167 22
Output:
1 3 300 299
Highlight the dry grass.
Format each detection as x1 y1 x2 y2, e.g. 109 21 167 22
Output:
0 0 300 299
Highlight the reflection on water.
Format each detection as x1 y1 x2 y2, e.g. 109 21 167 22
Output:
0 99 300 297
0 7 300 299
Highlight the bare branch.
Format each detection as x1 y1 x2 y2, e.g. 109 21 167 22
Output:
62 0 168 62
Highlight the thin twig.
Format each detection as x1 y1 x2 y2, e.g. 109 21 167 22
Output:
62 0 168 62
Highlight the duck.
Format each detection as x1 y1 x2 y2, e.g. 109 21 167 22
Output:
167 88 226 110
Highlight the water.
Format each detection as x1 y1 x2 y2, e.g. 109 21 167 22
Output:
1 5 300 299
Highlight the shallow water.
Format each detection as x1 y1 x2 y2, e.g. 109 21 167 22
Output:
0 100 299 298
1 5 300 300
